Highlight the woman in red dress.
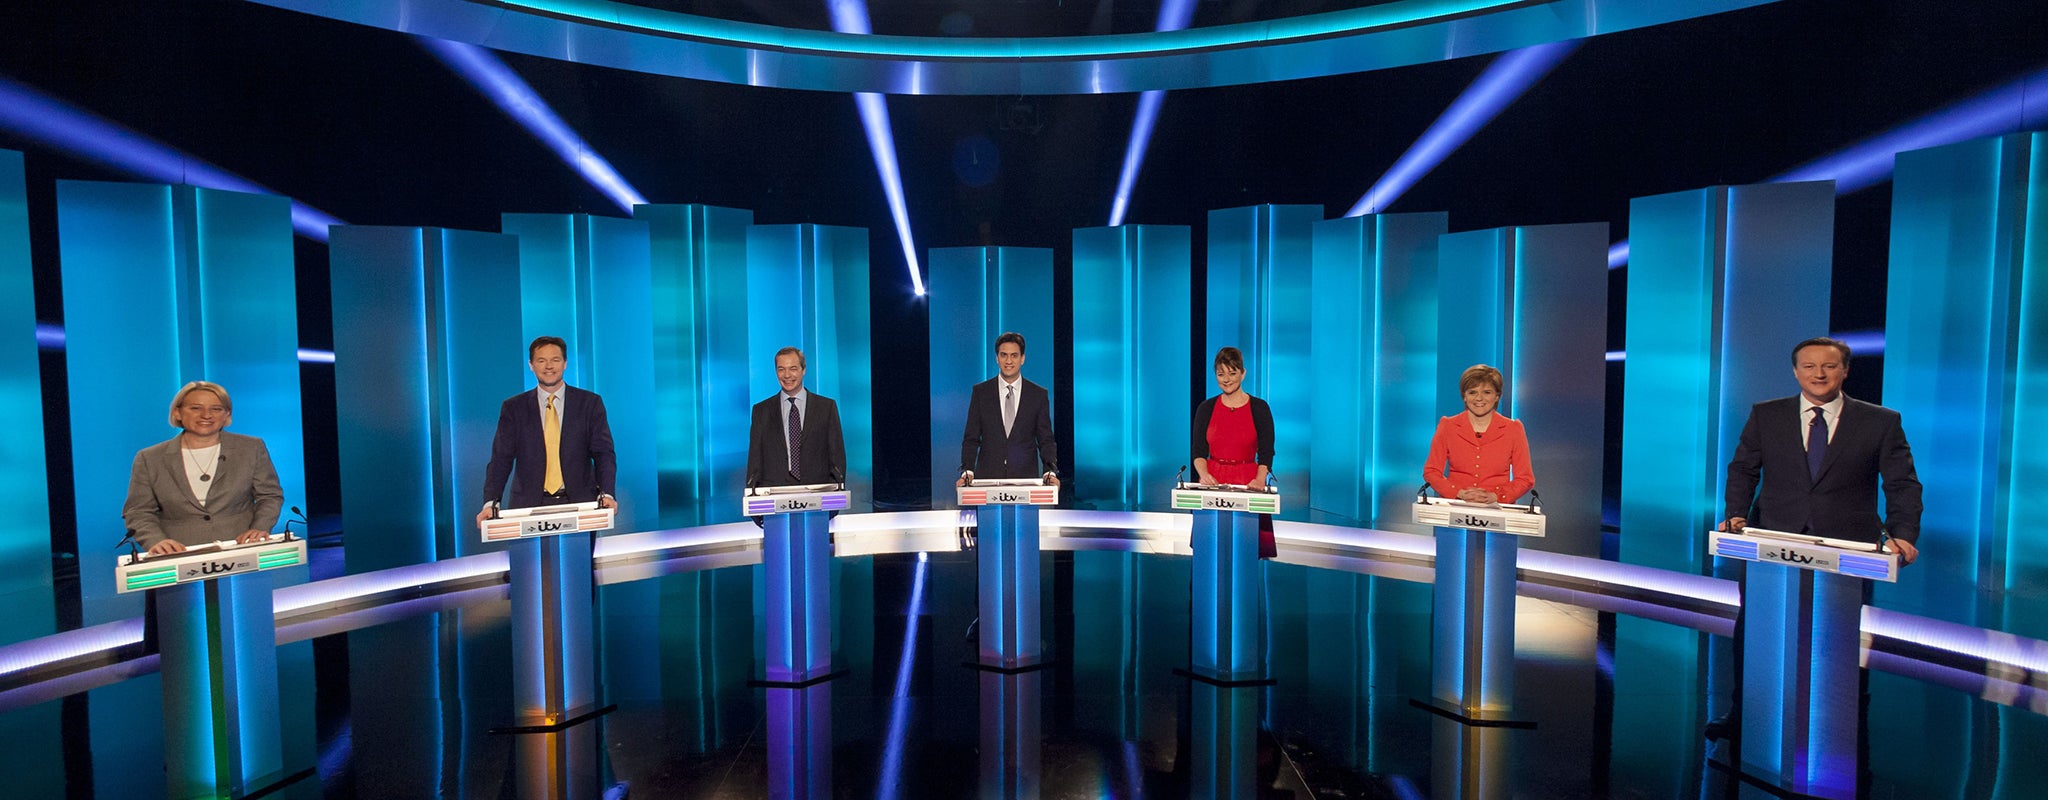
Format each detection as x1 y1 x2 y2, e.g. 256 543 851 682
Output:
1423 364 1535 504
1193 347 1277 557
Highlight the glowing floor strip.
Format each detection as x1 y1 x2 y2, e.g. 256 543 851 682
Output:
875 551 930 799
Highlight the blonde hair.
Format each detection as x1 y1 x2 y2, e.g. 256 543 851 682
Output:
1458 364 1504 395
168 381 233 427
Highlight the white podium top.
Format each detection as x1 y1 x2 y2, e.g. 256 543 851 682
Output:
480 501 616 543
116 534 307 593
742 484 851 516
1709 525 1899 582
957 479 1057 507
1411 496 1546 537
1170 484 1282 514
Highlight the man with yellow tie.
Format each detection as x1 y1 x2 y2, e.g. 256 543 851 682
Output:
476 336 619 526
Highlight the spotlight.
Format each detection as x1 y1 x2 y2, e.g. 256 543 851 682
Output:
1106 0 1197 227
828 1 926 296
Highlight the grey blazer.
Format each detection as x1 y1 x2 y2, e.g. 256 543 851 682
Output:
121 432 284 548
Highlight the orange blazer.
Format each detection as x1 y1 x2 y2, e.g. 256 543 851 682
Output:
1423 415 1534 503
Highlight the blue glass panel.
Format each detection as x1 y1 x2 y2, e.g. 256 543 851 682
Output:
1309 212 1445 528
638 204 755 526
0 150 51 648
1207 205 1321 507
1884 133 2047 631
746 224 874 506
928 246 1054 503
1072 224 1191 510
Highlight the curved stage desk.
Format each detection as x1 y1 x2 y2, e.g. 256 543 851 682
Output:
3 511 2043 733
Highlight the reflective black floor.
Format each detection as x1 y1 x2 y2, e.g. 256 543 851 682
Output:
6 548 2047 798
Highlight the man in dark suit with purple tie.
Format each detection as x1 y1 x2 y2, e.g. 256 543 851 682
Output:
956 332 1058 487
475 336 619 526
1721 336 1922 562
746 346 847 490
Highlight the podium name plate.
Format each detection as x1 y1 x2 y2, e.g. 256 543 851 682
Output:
958 479 1057 506
1172 486 1281 514
116 536 308 593
1412 497 1546 537
1709 526 1899 582
481 502 616 543
743 484 851 517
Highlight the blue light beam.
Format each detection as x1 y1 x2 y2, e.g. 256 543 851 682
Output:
1609 62 2048 269
827 2 925 296
876 552 930 799
418 37 648 213
1346 40 1579 217
1106 0 1198 227
0 74 345 241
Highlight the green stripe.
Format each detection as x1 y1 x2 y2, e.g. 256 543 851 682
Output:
259 547 297 557
128 566 176 578
258 556 300 568
127 575 179 590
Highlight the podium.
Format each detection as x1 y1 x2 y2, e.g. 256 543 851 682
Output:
1412 493 1545 726
1173 484 1280 684
746 484 850 685
485 501 615 729
1710 525 1899 800
118 534 307 799
959 479 1058 669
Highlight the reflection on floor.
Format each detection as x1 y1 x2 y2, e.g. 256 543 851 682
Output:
3 549 2044 798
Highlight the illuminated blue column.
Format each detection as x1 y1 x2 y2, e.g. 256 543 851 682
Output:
1190 682 1259 798
1189 510 1262 682
509 533 599 725
979 671 1042 798
747 224 873 505
56 181 306 623
976 504 1043 668
763 510 834 683
1883 133 2048 630
1208 204 1320 503
766 683 832 800
1072 224 1191 510
502 213 658 532
330 226 525 572
927 246 1054 502
1613 182 1834 790
1309 212 1446 528
637 203 755 526
0 151 51 650
1736 567 1862 799
1435 223 1608 553
155 573 285 798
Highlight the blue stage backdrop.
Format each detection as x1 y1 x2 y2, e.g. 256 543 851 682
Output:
502 213 659 533
0 149 57 796
1436 222 1608 556
1612 180 1834 793
0 150 51 647
928 246 1055 504
1208 205 1322 508
745 223 874 507
638 203 755 526
330 226 525 571
56 180 307 623
1309 212 1447 530
1071 224 1192 510
1885 133 2048 631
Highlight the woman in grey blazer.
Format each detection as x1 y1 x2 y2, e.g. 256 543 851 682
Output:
121 381 283 556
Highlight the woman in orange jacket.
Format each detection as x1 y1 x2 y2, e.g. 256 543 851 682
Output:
1423 364 1534 504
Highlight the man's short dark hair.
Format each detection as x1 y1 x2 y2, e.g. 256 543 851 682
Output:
995 331 1026 355
1791 336 1852 365
529 336 568 360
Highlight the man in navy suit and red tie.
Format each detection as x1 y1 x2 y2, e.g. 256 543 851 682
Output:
1721 336 1922 563
746 346 847 490
475 336 619 526
956 332 1058 487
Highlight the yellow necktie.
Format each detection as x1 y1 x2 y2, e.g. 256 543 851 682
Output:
544 394 564 494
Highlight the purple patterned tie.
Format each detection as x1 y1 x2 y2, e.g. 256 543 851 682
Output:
1807 406 1828 481
787 396 803 481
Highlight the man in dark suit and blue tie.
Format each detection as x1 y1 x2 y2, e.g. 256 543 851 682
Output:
1721 336 1922 562
476 336 619 526
746 346 847 490
956 332 1058 487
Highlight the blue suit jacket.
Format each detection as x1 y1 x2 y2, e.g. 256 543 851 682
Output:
483 385 617 509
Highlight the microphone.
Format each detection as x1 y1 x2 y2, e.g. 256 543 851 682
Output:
283 506 309 541
1173 464 1187 488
